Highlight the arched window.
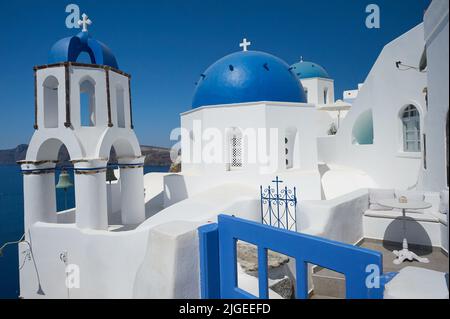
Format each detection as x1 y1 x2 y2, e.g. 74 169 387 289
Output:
80 78 96 127
229 129 243 170
116 86 126 128
43 76 59 128
401 105 421 152
304 88 308 102
323 88 328 104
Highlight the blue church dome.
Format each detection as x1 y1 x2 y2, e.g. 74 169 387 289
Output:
290 60 330 79
48 31 119 69
192 51 306 108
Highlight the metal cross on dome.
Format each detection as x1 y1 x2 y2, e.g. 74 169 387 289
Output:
78 13 92 32
239 38 251 52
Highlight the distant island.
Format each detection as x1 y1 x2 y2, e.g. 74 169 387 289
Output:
0 144 173 167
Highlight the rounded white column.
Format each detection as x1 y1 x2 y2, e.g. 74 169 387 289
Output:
119 159 145 225
74 160 108 230
21 163 57 231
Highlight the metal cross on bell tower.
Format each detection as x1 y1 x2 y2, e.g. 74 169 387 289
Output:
78 13 92 32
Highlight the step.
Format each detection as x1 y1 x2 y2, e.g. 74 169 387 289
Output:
311 266 346 299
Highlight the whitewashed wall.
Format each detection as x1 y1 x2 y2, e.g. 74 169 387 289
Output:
422 0 449 191
176 102 322 206
300 78 335 105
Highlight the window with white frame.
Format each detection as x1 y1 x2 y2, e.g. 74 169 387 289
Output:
401 105 421 152
230 134 243 169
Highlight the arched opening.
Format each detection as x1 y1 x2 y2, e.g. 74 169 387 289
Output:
106 146 121 225
304 88 309 103
285 128 298 169
228 128 243 171
323 88 328 104
116 85 126 128
32 138 77 223
80 78 96 127
43 76 59 128
352 110 374 145
401 105 421 152
55 144 76 213
106 138 145 227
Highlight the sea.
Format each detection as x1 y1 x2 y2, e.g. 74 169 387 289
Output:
0 164 170 299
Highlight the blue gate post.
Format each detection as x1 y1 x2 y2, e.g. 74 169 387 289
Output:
198 223 221 299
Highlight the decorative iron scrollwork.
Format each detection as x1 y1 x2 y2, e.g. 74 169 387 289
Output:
260 176 297 231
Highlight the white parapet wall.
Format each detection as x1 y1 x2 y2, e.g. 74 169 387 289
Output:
163 170 322 208
133 221 201 298
298 188 369 245
19 223 149 299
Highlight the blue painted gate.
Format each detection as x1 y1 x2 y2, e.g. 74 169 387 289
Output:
199 215 387 299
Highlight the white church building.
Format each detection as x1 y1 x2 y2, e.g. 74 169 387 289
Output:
16 0 448 299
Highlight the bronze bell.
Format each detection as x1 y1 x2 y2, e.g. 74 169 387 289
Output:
106 167 118 183
56 170 73 189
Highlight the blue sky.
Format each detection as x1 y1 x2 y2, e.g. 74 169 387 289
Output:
0 0 430 149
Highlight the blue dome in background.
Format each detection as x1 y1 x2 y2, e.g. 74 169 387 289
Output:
192 51 306 108
290 60 330 79
48 31 119 69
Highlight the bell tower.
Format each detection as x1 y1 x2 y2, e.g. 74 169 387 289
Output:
20 15 145 232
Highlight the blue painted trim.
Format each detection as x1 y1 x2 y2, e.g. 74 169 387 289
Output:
20 168 55 173
21 163 143 173
117 163 145 168
73 167 108 171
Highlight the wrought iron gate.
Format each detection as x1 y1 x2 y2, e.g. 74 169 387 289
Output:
260 176 297 231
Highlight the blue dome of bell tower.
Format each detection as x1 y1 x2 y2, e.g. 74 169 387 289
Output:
290 59 330 79
48 28 119 69
192 50 307 108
